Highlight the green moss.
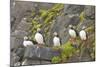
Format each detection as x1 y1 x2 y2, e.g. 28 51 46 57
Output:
90 44 95 60
51 4 64 11
44 13 54 24
85 26 95 33
51 41 76 63
79 11 85 22
61 41 75 58
40 9 48 19
51 56 61 64
31 10 35 17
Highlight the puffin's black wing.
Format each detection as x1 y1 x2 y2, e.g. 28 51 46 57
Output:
70 27 79 37
30 40 38 44
73 28 79 37
40 31 46 45
57 35 62 45
86 31 88 40
60 38 62 45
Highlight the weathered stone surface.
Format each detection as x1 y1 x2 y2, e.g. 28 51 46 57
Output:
39 47 53 60
15 48 25 57
11 1 34 32
23 46 55 60
22 59 41 65
84 6 95 20
10 52 20 66
10 36 23 49
11 30 28 38
68 16 80 25
12 46 54 65
10 37 17 49
16 18 32 31
64 5 85 14
24 45 39 59
41 60 51 64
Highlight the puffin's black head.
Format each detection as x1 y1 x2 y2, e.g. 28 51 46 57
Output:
37 28 41 33
53 32 59 37
69 25 74 29
24 36 28 41
82 26 86 30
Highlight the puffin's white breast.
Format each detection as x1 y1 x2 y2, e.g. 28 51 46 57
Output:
53 37 60 46
35 32 44 44
69 29 76 38
79 30 87 40
23 41 33 47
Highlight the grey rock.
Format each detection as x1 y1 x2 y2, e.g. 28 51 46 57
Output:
15 48 25 57
11 30 28 38
10 36 23 49
41 60 51 64
16 18 32 31
11 1 34 32
68 16 80 26
39 47 53 60
24 46 54 60
10 52 20 66
22 59 41 65
38 3 54 10
14 62 21 67
64 5 84 14
24 45 39 59
84 6 95 20
10 37 17 49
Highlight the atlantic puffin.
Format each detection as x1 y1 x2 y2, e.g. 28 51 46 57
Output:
22 36 32 65
35 29 45 46
68 25 78 48
79 26 87 41
53 32 61 46
79 26 87 60
23 36 34 47
68 25 78 38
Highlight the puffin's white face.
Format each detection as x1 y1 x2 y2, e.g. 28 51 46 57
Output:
82 26 86 30
37 28 41 32
53 32 58 36
69 25 73 29
24 36 28 40
69 25 73 28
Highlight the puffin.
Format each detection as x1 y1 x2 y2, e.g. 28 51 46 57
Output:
23 36 34 47
22 36 38 65
79 26 87 41
68 25 78 48
79 26 87 60
68 25 78 38
53 32 61 46
34 29 44 58
35 29 45 46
